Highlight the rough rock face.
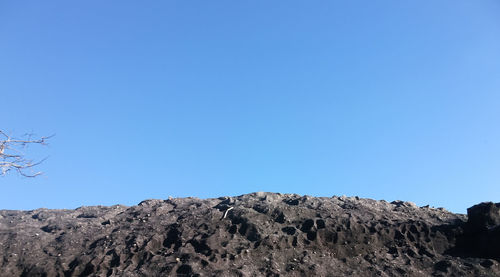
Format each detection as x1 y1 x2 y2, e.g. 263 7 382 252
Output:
0 192 499 276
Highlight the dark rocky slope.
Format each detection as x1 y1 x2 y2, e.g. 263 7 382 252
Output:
0 192 499 276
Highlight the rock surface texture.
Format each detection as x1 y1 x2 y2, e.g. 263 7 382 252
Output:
0 192 499 276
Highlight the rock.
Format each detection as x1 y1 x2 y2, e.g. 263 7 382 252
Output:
467 202 500 231
434 260 452 272
0 193 498 276
449 202 500 261
481 259 495 268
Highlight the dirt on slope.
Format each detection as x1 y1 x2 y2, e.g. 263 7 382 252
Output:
0 192 499 276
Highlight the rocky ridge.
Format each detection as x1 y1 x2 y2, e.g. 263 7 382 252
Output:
0 192 499 276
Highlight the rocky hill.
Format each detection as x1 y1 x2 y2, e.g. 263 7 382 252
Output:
0 192 499 276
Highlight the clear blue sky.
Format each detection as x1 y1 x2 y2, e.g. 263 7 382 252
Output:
1 1 499 213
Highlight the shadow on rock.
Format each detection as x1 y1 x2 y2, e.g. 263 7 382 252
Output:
446 202 500 261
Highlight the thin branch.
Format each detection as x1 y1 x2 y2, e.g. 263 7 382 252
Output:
0 130 52 177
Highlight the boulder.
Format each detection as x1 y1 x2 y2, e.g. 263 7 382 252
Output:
467 202 500 231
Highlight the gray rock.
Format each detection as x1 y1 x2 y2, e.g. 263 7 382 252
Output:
0 193 498 276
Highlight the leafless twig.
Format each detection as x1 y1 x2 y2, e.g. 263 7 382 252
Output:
0 130 52 177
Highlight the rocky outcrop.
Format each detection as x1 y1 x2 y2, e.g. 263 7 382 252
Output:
467 202 500 231
447 202 500 262
0 193 499 276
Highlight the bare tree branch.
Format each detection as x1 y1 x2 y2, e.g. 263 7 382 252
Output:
0 130 52 177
